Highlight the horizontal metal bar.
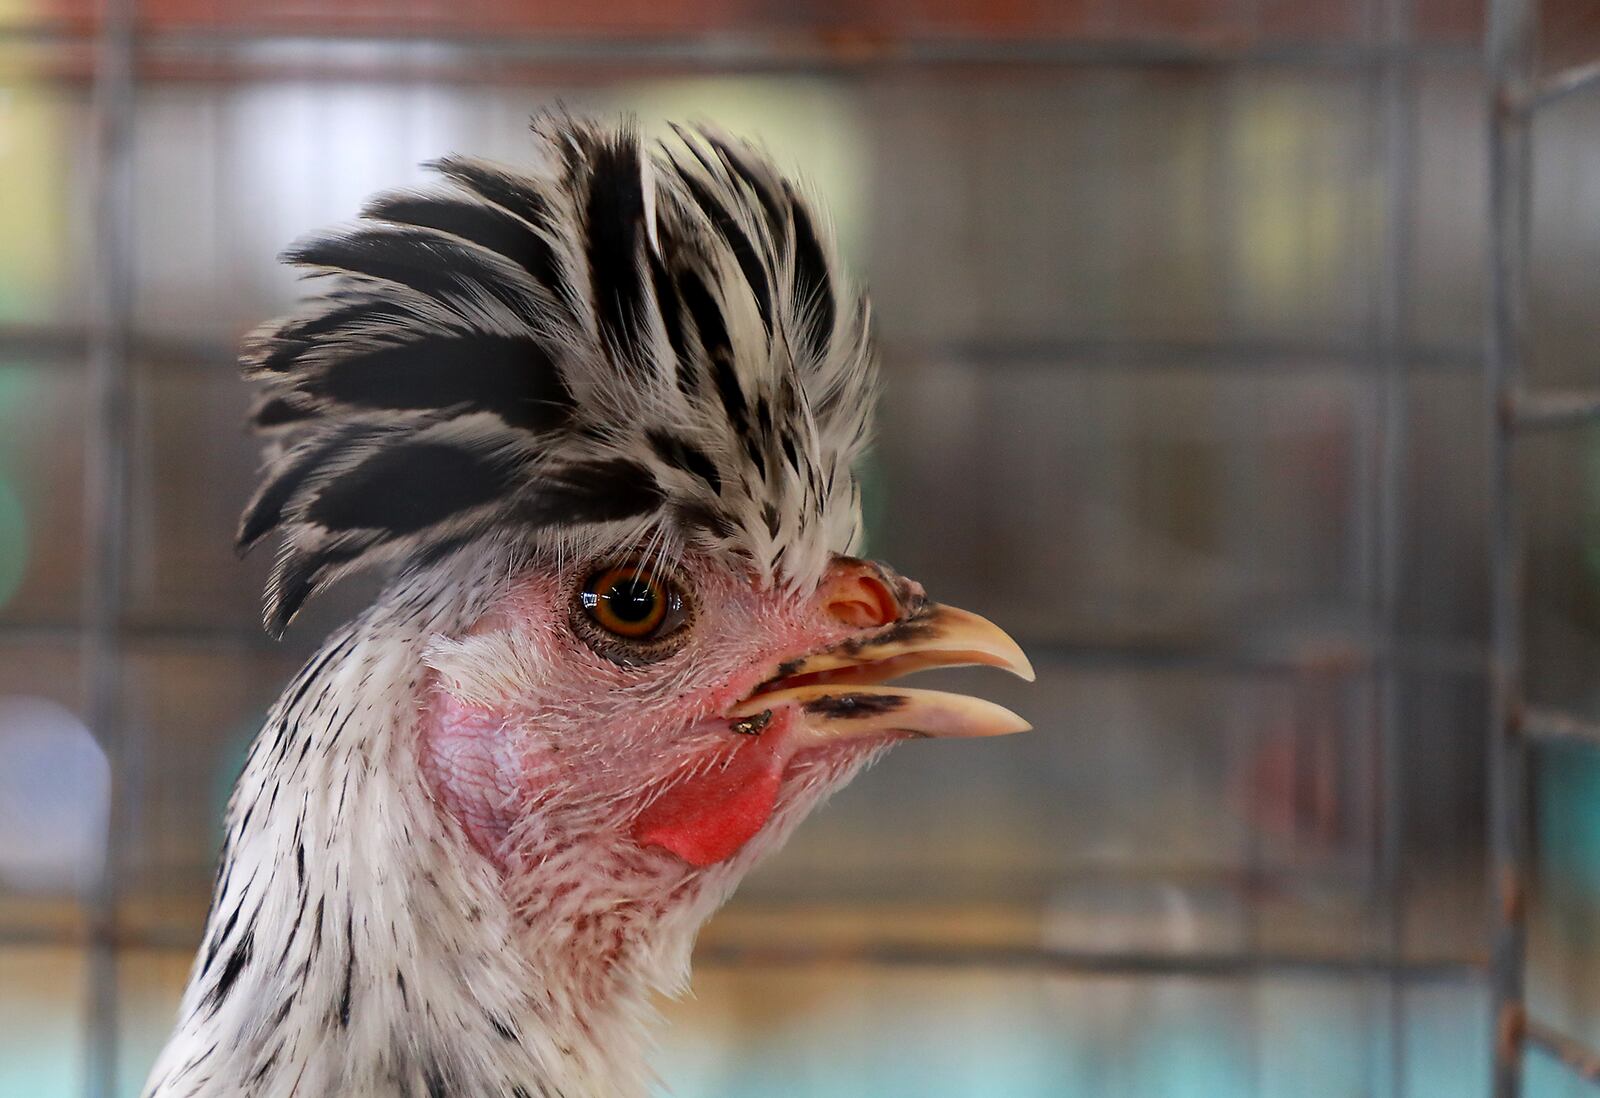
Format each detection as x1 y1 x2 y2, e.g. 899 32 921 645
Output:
0 22 1485 77
1505 388 1600 430
0 859 1413 946
1521 706 1600 747
0 323 90 360
0 618 338 660
0 325 222 365
1531 58 1600 112
143 31 1481 66
0 21 86 46
696 944 1484 983
1527 1019 1600 1086
890 336 1479 374
1025 636 1486 678
0 327 1484 377
0 918 1483 983
0 618 1488 678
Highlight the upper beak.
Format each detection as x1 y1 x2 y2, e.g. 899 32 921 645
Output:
730 602 1035 746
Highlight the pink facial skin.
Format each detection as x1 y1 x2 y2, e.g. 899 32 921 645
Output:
418 554 902 875
420 693 526 862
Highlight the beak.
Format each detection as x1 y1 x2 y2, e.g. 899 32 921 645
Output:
730 603 1035 747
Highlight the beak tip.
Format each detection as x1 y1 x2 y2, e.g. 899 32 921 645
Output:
956 606 1034 683
1002 636 1036 683
999 710 1033 735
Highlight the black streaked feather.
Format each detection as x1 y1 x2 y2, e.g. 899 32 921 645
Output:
202 929 253 1015
247 299 418 376
788 193 835 365
583 135 649 360
426 155 555 233
678 270 748 441
266 543 361 638
202 896 246 975
515 459 665 528
300 335 572 432
648 249 691 391
705 133 786 239
307 443 519 534
673 501 740 539
364 193 560 291
238 425 380 551
338 909 355 1028
287 228 539 322
647 430 721 494
250 395 315 430
679 171 772 333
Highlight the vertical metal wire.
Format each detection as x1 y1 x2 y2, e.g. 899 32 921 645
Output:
1486 0 1535 1094
82 0 137 1095
1373 0 1416 1092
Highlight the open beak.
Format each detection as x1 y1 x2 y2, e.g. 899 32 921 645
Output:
635 570 1035 867
730 603 1035 747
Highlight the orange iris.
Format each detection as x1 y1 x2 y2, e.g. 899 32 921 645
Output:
582 565 670 639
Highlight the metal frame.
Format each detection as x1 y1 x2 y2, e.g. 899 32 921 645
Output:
1372 2 1416 1094
81 1 135 1097
0 21 1485 70
1484 1 1534 1092
1487 0 1600 1094
5 0 1595 1095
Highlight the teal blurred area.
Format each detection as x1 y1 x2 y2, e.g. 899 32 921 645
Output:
0 956 1493 1098
1 0 1600 1096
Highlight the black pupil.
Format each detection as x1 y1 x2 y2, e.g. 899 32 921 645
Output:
603 578 658 624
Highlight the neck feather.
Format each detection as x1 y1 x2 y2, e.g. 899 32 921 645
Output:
143 583 715 1098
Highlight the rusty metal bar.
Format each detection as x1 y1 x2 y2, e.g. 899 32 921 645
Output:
132 28 1481 70
0 22 1485 80
1486 0 1536 1093
1526 1019 1600 1086
1522 707 1600 748
1530 58 1600 112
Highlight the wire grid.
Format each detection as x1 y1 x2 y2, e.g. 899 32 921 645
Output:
0 1 1589 1096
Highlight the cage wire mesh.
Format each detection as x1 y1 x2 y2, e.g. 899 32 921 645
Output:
1 0 1600 1095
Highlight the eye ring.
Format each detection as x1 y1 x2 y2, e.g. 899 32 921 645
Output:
571 560 694 665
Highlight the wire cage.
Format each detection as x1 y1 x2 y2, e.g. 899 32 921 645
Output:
1 0 1599 1095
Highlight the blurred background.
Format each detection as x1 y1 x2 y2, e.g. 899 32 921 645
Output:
1 0 1599 1095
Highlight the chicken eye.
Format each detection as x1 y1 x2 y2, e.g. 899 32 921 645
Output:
584 567 669 638
573 562 693 664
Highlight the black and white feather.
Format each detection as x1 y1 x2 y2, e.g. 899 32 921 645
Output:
240 116 876 635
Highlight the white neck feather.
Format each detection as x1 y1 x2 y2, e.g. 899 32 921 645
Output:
142 586 717 1098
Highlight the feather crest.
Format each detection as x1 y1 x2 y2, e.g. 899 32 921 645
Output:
241 116 876 636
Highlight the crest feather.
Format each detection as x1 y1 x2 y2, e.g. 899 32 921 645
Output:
241 115 876 636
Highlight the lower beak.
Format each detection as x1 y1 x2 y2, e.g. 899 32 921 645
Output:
730 603 1035 747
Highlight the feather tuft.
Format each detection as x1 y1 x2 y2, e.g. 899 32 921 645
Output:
240 116 875 635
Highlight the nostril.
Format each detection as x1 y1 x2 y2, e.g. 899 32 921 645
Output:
823 568 901 629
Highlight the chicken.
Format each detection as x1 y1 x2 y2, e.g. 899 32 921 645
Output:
143 116 1033 1098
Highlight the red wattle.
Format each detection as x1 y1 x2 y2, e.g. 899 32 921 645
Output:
631 737 784 867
